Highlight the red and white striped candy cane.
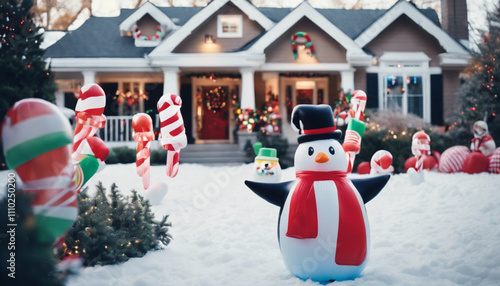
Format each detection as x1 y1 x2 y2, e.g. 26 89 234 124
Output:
73 84 106 160
157 94 187 178
132 113 154 189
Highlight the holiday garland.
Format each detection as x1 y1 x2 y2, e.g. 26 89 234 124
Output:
291 32 315 59
133 24 164 41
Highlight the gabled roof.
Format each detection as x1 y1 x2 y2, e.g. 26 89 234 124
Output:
355 0 469 55
247 1 371 63
149 0 274 56
119 1 179 34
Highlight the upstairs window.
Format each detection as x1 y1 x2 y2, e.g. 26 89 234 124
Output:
217 15 242 38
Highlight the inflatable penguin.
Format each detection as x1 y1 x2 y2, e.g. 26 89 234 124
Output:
245 105 390 282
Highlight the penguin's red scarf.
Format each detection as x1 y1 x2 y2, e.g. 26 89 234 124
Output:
287 170 367 266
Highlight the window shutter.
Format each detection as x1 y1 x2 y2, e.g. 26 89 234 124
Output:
366 73 378 109
430 74 443 125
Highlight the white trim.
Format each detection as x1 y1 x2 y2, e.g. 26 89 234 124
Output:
149 0 274 56
354 1 469 55
217 15 243 38
258 63 354 71
379 52 430 62
47 58 157 72
247 1 371 64
366 66 442 74
119 2 179 35
439 53 471 66
149 52 265 67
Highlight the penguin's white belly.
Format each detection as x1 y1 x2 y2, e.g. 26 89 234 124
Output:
279 180 370 281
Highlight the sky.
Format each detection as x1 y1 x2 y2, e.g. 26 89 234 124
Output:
67 0 498 47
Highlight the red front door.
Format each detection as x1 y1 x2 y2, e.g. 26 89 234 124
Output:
200 86 229 140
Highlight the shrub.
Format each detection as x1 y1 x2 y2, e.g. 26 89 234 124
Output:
105 147 136 164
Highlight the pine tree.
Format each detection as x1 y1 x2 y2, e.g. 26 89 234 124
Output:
451 2 500 143
0 0 56 122
60 183 172 267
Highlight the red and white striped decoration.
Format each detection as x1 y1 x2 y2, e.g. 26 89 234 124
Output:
438 145 471 173
132 113 154 189
73 84 106 160
370 150 394 175
488 147 500 174
157 94 187 178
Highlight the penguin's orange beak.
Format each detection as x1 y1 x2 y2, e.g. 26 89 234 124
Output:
315 152 329 163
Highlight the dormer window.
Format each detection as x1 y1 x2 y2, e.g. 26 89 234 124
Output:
217 15 242 38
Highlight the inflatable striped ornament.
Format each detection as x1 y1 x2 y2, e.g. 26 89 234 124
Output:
73 83 106 160
157 94 187 178
438 146 471 173
73 136 110 192
1 99 77 243
370 150 394 175
343 118 366 173
132 113 154 189
488 147 500 174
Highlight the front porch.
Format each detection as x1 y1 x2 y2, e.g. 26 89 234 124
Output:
55 68 352 147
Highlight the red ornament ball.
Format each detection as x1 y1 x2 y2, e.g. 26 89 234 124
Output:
462 151 489 174
423 155 438 171
356 161 371 174
404 157 417 172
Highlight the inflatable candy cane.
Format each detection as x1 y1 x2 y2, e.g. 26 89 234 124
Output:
2 99 77 244
73 83 106 160
157 94 187 178
132 113 154 189
342 90 367 173
73 136 110 192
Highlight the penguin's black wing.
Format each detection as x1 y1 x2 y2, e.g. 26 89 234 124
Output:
351 174 391 204
244 180 294 207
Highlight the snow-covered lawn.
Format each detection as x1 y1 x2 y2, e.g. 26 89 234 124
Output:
3 163 500 285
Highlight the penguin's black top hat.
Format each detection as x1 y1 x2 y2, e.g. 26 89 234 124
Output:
291 104 342 144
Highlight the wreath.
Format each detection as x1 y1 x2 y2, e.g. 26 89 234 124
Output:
290 32 315 59
133 24 164 41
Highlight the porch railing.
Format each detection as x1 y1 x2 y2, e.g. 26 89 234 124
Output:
97 115 160 142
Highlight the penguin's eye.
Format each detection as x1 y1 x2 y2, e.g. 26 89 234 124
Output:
308 147 314 156
329 146 335 155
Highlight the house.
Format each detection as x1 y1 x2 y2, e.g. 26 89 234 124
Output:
44 0 470 146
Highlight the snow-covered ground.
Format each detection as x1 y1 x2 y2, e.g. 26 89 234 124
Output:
2 163 500 285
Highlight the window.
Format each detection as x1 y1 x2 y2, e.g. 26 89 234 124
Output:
217 15 242 38
384 75 423 117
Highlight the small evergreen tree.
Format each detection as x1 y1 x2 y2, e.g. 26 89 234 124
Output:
60 182 172 267
0 0 56 122
451 1 500 144
0 192 63 286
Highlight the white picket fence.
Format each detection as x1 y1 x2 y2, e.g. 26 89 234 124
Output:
97 115 160 142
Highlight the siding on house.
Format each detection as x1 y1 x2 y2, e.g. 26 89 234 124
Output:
354 68 367 92
364 15 446 67
173 3 265 53
136 14 161 38
442 69 462 121
264 17 347 64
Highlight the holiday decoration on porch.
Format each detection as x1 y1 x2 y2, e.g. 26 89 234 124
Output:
291 32 315 59
1 98 77 244
245 104 390 282
132 113 154 189
115 88 149 107
133 24 165 41
407 130 430 185
157 93 187 178
252 143 282 182
73 83 106 160
342 90 368 173
205 86 227 113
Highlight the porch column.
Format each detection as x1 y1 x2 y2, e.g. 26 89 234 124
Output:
162 67 180 95
340 70 355 93
82 71 96 85
240 68 256 110
55 91 65 107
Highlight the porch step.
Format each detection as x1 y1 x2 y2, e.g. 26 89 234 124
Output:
179 143 250 164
